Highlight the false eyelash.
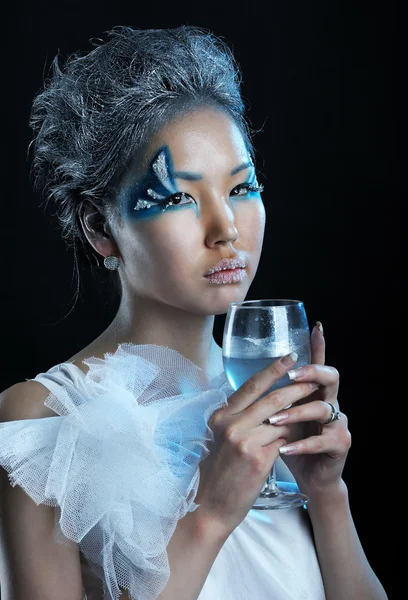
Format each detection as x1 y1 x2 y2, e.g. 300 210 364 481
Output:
246 183 264 193
231 182 265 196
156 183 265 211
157 191 193 210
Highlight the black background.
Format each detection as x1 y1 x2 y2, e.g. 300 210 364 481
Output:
3 2 400 597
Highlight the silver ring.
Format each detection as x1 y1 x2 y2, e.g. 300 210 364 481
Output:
323 402 341 425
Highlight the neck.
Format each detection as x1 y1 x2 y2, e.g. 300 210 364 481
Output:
98 293 223 376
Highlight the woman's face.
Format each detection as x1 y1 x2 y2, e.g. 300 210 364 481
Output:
112 107 266 316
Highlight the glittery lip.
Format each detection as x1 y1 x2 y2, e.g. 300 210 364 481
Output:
204 268 247 285
203 254 246 276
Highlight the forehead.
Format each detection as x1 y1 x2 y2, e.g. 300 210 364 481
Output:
139 107 250 176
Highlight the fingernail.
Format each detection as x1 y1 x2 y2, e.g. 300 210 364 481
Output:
268 412 289 424
288 367 305 380
316 321 323 334
282 352 298 366
279 444 298 455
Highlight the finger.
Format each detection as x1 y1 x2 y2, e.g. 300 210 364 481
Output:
234 383 319 430
242 382 319 428
229 423 290 449
279 430 351 459
311 321 325 365
287 364 339 392
267 400 341 426
227 351 300 413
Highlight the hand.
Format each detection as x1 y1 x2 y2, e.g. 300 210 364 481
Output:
272 323 352 500
195 352 319 534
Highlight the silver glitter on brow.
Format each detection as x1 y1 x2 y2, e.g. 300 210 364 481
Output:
151 152 174 191
133 148 176 211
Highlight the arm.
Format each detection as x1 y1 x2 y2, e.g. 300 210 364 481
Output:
157 508 229 600
307 481 388 600
1 381 230 600
0 382 84 600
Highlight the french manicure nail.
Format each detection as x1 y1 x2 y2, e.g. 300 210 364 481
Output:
279 444 297 455
288 367 306 380
268 412 289 424
316 321 323 334
282 352 298 366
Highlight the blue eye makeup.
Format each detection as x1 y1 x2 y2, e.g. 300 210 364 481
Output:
126 145 264 220
128 146 196 220
229 157 264 199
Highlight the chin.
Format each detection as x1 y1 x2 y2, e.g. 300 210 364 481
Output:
196 286 251 315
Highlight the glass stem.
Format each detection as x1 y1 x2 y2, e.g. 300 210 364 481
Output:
261 461 280 495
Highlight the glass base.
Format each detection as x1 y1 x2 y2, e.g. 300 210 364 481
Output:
253 482 308 510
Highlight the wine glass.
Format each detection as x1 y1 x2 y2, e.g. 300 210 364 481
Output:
222 299 311 510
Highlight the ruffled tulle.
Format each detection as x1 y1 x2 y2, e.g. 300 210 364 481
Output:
0 343 234 600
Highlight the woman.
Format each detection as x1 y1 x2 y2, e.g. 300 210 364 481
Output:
0 26 387 600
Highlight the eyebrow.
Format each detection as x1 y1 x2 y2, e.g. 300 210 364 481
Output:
173 161 253 181
173 171 203 181
230 161 253 176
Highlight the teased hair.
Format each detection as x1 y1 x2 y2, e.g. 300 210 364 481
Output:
29 25 256 306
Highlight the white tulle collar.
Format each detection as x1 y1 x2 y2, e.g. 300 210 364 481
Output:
1 341 234 599
63 341 229 389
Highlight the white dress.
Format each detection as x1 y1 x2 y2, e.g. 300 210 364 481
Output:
0 343 325 600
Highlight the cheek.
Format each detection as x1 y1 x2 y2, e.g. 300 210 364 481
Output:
236 200 266 249
157 219 201 278
135 215 199 279
118 221 166 279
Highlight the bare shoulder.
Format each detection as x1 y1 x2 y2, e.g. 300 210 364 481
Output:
0 382 85 598
0 340 116 423
0 380 58 423
0 381 59 500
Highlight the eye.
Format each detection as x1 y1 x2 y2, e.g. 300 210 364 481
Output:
159 191 195 208
230 182 264 197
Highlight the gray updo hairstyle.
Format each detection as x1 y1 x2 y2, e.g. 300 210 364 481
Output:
29 25 256 302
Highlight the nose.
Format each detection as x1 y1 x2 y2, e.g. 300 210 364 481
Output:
202 194 239 247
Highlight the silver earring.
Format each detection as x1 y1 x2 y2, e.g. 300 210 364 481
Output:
104 256 120 270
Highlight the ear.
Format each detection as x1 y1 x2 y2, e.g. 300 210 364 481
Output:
78 200 120 260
